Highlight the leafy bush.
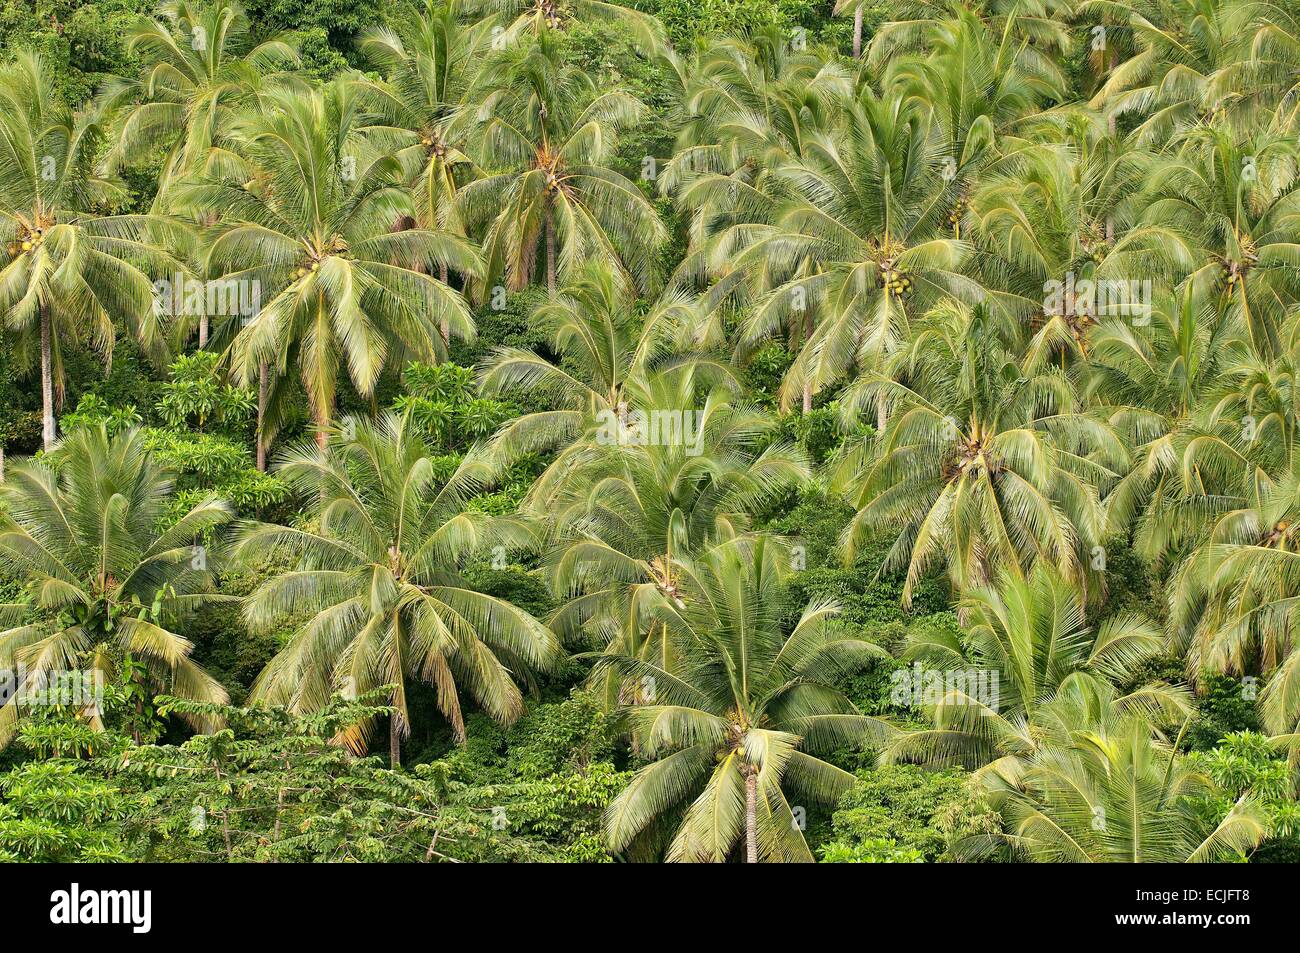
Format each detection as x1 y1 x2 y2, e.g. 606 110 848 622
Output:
821 764 1002 862
155 351 254 434
1185 732 1300 862
433 690 630 861
393 361 516 450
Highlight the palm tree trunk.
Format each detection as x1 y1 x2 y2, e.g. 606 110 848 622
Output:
40 301 55 451
198 313 209 349
802 310 814 413
1106 48 1116 243
313 393 331 450
439 264 450 346
853 5 864 57
745 767 759 863
256 362 269 471
389 713 401 769
545 212 557 292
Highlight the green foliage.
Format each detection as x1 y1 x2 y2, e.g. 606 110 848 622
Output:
639 0 827 45
1186 674 1265 752
155 351 255 434
1184 732 1300 862
0 714 132 862
820 764 1002 863
451 288 551 368
1123 660 1264 754
142 428 290 520
61 392 143 436
58 351 290 520
0 759 130 862
435 690 629 860
109 694 538 860
241 0 378 47
393 361 516 450
3 0 1300 866
0 0 153 100
772 404 854 466
819 838 923 863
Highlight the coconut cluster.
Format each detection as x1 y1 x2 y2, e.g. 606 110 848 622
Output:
1263 519 1297 549
947 196 967 229
7 225 45 256
1224 239 1258 289
880 264 913 298
294 239 354 278
419 132 446 157
1078 222 1111 264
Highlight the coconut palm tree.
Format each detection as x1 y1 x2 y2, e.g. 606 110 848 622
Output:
600 535 893 862
964 675 1267 862
467 0 665 52
966 115 1158 368
0 52 186 450
237 411 563 765
1135 124 1300 360
539 377 811 679
727 90 982 411
663 30 853 411
834 0 867 57
1089 0 1284 144
476 260 707 472
664 27 853 208
1167 455 1300 710
0 425 232 744
885 562 1185 770
867 0 1075 63
175 79 481 459
100 0 300 348
876 7 1067 160
830 301 1126 603
102 0 298 190
1089 286 1254 562
103 0 298 186
355 0 493 343
460 34 667 293
1230 2 1300 132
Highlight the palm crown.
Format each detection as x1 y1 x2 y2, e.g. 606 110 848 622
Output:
0 52 186 449
179 79 480 451
0 425 232 743
238 412 562 763
600 536 891 862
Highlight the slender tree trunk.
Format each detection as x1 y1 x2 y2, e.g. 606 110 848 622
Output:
256 362 269 471
545 212 557 292
198 313 209 349
745 767 759 864
40 302 55 451
802 310 814 413
314 396 330 450
1105 50 1117 243
439 263 450 346
210 764 235 860
389 713 401 769
853 5 864 58
272 770 286 845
